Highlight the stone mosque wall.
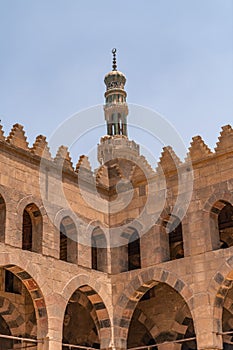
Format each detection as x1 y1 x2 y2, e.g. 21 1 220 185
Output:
0 120 232 350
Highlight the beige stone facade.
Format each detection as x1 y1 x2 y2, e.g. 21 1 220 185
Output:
0 59 233 350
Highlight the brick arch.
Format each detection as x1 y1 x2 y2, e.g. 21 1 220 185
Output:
203 190 233 251
115 268 194 347
61 274 111 349
2 264 48 339
0 296 37 338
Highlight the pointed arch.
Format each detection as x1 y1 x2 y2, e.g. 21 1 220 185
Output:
60 216 78 264
1 264 48 339
91 227 108 273
22 203 42 253
61 275 111 349
208 258 233 350
203 190 233 250
210 200 233 249
115 268 195 349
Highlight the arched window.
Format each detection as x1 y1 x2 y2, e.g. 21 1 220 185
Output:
166 215 184 260
60 216 78 264
128 228 141 270
0 195 6 243
91 227 107 273
22 203 42 253
218 202 233 248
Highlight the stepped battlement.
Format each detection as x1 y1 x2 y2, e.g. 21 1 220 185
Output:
0 122 232 179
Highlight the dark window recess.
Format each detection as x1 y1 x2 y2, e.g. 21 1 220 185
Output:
91 228 107 272
218 203 233 249
92 246 98 270
0 195 6 243
22 210 32 251
168 219 184 260
5 270 21 294
59 217 78 264
60 224 68 261
128 230 141 270
139 185 146 197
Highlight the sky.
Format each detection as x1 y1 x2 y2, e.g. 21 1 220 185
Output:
0 0 232 168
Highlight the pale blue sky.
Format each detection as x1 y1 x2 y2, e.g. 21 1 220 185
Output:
0 0 232 167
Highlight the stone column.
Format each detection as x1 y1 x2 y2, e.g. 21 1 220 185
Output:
46 293 66 350
194 315 223 350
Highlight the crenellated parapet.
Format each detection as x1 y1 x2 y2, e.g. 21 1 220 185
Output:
7 123 29 150
54 145 74 171
215 124 233 153
31 135 52 160
157 146 182 174
0 123 93 182
0 123 232 188
187 135 213 162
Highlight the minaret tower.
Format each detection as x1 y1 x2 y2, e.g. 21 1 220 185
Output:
98 49 139 165
104 49 129 136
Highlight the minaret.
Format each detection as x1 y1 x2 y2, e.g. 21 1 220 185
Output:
98 49 139 165
104 49 129 136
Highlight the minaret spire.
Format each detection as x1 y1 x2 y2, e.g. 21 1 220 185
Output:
112 48 117 71
103 49 129 137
